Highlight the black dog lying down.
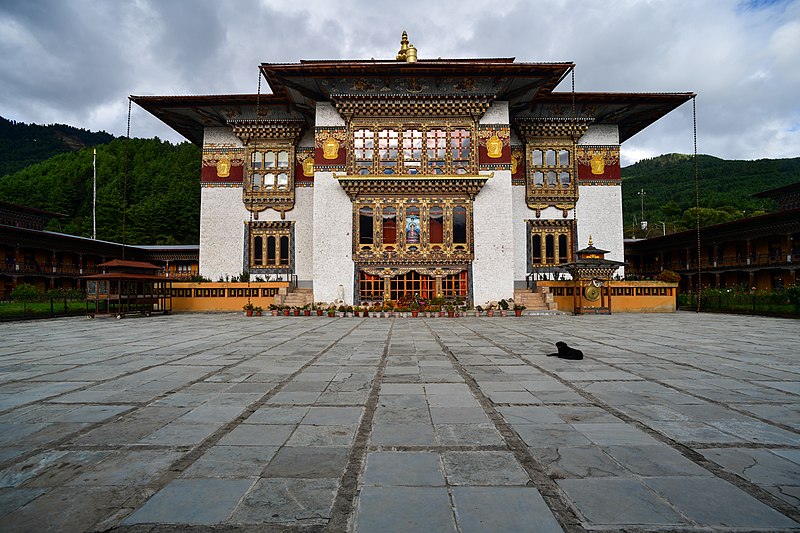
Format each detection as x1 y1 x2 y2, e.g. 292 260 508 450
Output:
547 341 584 360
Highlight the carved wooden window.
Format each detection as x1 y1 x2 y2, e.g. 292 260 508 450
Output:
359 207 374 248
244 144 296 218
352 198 473 264
250 150 290 192
429 206 444 247
389 271 436 301
383 206 397 249
358 271 384 301
441 271 468 298
525 141 577 215
349 123 475 175
528 220 574 268
248 221 293 271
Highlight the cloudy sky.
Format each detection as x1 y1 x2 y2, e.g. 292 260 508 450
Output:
1 0 798 166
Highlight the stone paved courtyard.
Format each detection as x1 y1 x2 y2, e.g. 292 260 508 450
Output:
0 312 798 532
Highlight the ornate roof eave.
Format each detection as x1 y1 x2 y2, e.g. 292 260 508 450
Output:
229 119 306 145
515 117 594 140
332 94 496 120
335 174 492 200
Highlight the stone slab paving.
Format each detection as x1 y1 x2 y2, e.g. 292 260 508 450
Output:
0 312 798 532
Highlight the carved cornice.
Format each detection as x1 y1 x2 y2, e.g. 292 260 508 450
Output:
360 266 467 277
332 94 494 119
229 120 306 144
336 174 491 200
515 118 592 140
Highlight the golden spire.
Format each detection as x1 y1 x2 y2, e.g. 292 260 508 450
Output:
588 235 594 247
396 31 409 61
396 31 417 62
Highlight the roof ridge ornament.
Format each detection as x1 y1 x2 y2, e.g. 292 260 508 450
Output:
396 31 418 62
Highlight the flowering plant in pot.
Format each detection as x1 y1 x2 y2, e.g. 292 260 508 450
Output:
485 302 496 317
498 298 510 317
410 300 420 318
513 302 525 317
253 306 263 317
242 302 255 317
269 304 279 316
327 304 336 317
303 304 311 316
475 305 483 318
315 302 326 316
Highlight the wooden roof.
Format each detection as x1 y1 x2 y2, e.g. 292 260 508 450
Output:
133 56 693 145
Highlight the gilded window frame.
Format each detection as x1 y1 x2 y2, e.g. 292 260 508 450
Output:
347 119 477 177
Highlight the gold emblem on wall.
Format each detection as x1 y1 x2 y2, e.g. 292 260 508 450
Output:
590 153 605 175
486 135 503 158
302 156 315 177
216 155 231 178
511 152 521 174
323 137 340 160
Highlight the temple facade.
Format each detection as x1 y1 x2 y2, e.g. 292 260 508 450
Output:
134 34 692 306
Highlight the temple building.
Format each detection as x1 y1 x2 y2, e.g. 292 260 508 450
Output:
133 33 692 306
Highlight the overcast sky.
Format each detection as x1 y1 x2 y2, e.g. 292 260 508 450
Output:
1 0 798 166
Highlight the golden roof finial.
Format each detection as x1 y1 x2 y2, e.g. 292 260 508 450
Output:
588 235 594 247
396 31 409 61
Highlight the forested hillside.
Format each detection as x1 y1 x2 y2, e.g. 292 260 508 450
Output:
0 138 201 244
621 154 800 237
2 116 798 245
0 116 114 177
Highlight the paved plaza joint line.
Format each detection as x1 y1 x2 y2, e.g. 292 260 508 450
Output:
0 312 798 532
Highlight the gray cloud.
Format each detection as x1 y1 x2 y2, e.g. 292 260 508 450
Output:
1 0 798 165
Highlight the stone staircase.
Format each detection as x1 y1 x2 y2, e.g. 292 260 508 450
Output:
275 287 314 308
513 286 557 312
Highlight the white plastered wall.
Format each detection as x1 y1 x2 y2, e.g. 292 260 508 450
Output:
199 127 315 282
575 124 624 274
473 101 515 304
312 103 354 304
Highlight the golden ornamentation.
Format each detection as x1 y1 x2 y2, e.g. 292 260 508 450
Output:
511 151 520 174
396 31 410 61
351 197 474 266
486 135 503 158
216 155 231 178
590 154 605 174
323 137 340 159
302 157 315 177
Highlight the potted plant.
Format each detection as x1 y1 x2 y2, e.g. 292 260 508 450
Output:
315 302 325 316
269 304 279 317
475 305 483 318
253 305 263 317
410 300 420 318
445 303 455 318
282 306 290 316
485 302 496 317
327 305 336 317
384 300 395 317
513 302 525 317
337 305 346 318
498 298 510 317
243 302 255 317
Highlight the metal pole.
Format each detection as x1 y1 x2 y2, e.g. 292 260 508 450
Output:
92 148 97 239
638 189 646 225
